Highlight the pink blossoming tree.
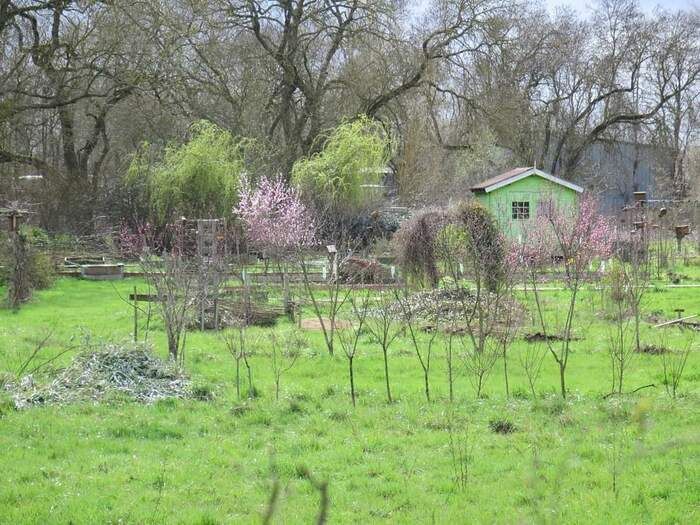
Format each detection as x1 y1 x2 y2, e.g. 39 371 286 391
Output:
235 176 317 313
117 221 157 259
235 176 316 255
516 194 613 398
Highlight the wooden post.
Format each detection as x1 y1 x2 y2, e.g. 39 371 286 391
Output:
133 286 138 342
243 269 252 324
282 263 291 314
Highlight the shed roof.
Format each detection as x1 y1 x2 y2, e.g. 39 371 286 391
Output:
470 167 584 194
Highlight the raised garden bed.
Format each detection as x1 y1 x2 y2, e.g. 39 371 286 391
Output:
80 263 124 280
64 256 106 267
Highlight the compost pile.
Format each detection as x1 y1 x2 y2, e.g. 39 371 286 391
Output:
337 256 393 284
383 288 521 325
8 343 191 408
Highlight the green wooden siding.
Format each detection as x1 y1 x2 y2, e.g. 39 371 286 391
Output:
473 174 579 240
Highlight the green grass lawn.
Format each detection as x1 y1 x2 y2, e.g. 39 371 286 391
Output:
0 275 699 524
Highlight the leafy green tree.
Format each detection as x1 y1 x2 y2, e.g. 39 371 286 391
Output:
291 115 390 217
126 121 245 224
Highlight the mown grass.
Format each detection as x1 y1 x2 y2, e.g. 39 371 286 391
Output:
0 271 699 524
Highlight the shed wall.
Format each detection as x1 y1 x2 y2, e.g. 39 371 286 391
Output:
475 175 579 239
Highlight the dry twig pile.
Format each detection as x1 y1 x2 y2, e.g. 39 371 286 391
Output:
8 343 190 408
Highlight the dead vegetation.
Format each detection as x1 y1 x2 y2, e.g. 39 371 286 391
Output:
6 343 191 408
636 344 670 355
524 332 583 343
384 288 522 328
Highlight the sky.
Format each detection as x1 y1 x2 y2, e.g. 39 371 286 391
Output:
544 0 697 13
411 0 698 21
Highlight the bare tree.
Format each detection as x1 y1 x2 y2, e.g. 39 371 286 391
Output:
337 290 371 407
268 329 304 401
660 330 695 399
518 196 613 398
620 227 652 354
497 290 519 399
604 245 648 395
459 333 501 399
298 249 353 356
437 201 516 398
397 288 439 402
139 227 198 363
220 323 257 401
364 289 401 403
0 2 144 230
519 340 547 399
445 325 458 402
646 10 700 198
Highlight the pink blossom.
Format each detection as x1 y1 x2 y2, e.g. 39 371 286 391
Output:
234 176 316 254
514 194 613 280
118 221 154 259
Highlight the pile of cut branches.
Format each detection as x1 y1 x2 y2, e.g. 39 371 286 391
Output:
7 343 191 408
384 288 521 326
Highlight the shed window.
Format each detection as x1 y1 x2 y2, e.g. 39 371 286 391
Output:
512 201 530 220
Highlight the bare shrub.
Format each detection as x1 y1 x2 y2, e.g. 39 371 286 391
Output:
459 334 501 399
220 324 257 401
519 340 547 399
604 264 636 395
396 287 440 401
364 290 402 403
660 330 695 398
268 329 305 401
337 290 371 406
450 201 506 292
445 410 473 492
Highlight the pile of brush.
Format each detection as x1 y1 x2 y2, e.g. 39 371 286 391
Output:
7 342 191 408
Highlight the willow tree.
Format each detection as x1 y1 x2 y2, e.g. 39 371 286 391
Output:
126 120 245 225
291 115 390 233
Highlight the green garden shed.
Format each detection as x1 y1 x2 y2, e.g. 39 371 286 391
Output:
470 167 583 239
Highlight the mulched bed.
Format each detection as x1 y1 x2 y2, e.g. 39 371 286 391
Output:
636 344 670 355
524 332 582 343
